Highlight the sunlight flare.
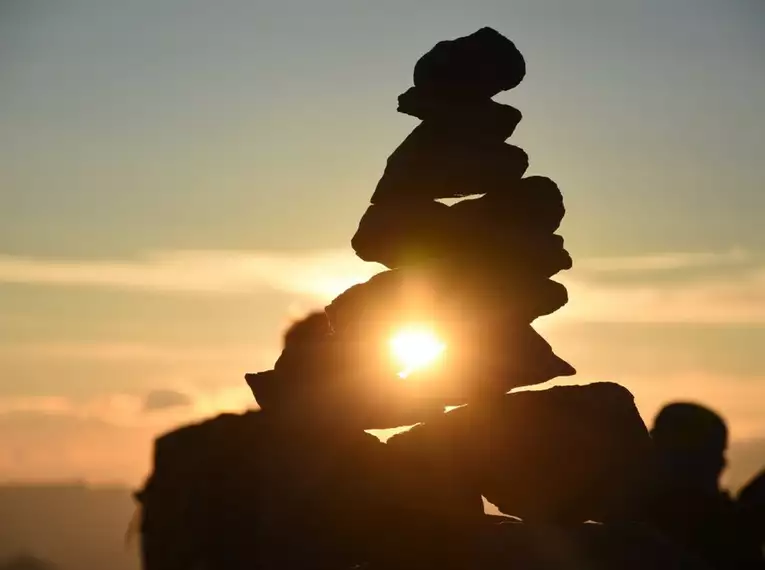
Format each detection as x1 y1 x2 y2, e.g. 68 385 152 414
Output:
389 326 446 378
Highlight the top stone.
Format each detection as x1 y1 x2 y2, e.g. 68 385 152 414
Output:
413 27 526 100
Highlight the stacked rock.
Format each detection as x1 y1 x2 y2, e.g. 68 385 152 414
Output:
242 28 580 427
329 27 575 407
136 30 661 570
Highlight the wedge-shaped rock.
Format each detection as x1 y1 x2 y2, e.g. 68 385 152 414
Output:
398 87 522 142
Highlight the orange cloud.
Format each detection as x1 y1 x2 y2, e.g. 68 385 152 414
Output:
576 248 750 272
559 269 765 324
0 249 383 301
1 249 763 324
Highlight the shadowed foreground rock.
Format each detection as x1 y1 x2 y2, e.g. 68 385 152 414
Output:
138 410 391 569
138 386 668 569
385 383 652 525
133 27 706 570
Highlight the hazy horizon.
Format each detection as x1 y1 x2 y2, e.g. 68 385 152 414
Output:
1 0 764 485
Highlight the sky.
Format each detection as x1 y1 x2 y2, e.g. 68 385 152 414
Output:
0 0 763 486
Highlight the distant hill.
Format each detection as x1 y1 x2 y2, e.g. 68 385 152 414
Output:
0 484 139 570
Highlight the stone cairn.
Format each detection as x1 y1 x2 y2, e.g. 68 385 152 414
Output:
136 28 666 570
343 26 575 401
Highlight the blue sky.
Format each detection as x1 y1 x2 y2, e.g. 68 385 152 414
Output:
0 0 763 484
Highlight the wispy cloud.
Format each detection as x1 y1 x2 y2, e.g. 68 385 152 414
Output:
576 248 751 272
0 249 383 301
143 389 193 412
0 248 763 323
0 386 251 427
560 268 765 324
0 396 74 416
0 387 255 484
0 341 269 364
0 394 144 425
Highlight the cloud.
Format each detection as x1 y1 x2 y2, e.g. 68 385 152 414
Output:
0 248 763 323
0 249 383 301
576 248 751 272
0 396 73 416
0 341 268 365
0 385 255 484
0 410 155 485
559 267 765 324
0 387 250 429
0 395 143 425
143 389 193 412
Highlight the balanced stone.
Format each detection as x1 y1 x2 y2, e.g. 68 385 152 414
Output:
371 124 529 203
413 27 526 99
398 87 523 142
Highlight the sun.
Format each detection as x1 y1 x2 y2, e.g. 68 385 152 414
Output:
389 326 446 378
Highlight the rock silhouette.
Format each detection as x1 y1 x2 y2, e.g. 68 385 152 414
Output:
645 403 765 570
133 28 711 570
412 27 526 99
385 383 653 525
138 410 390 569
344 26 574 406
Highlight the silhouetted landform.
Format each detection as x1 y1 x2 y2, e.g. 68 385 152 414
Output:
645 403 765 570
0 484 138 570
134 28 763 570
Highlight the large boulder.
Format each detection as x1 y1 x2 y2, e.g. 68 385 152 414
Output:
386 383 652 524
137 411 391 570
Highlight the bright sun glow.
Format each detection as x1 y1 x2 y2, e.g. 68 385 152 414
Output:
390 326 446 378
